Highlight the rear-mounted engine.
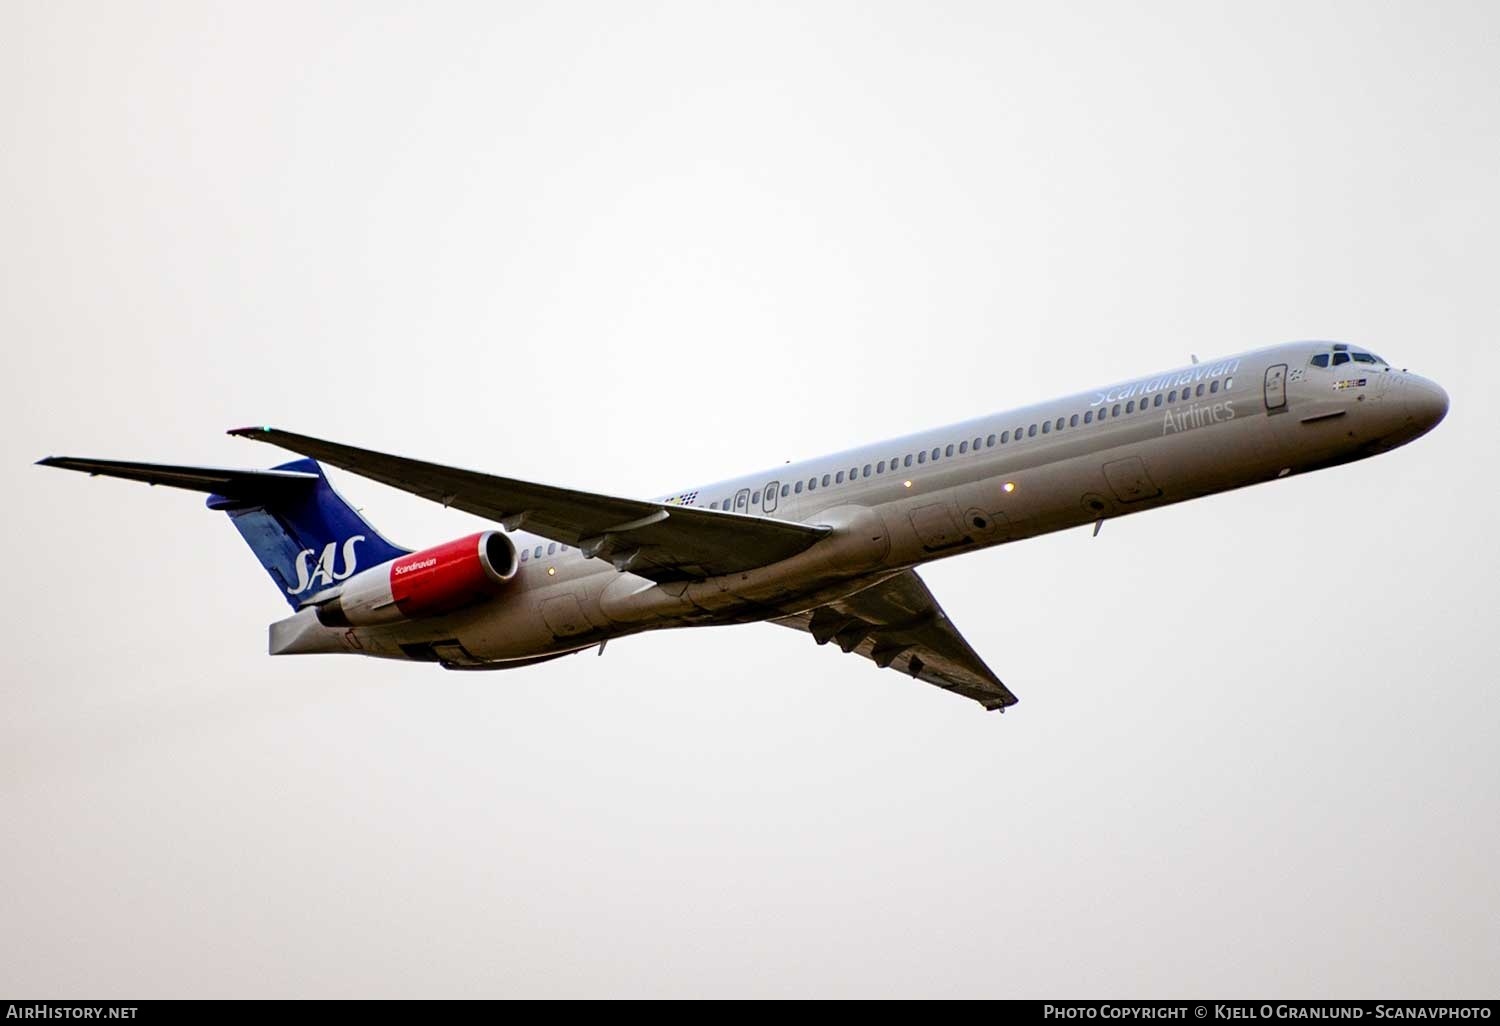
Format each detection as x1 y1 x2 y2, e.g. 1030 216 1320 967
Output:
315 531 518 628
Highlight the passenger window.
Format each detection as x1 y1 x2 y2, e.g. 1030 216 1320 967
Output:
1126 401 1135 413
795 481 803 494
904 455 913 468
781 484 790 497
1154 394 1163 407
808 478 817 491
986 434 997 447
877 461 885 473
1070 414 1079 427
1168 390 1176 402
736 493 747 509
863 464 872 477
821 474 830 487
534 546 543 559
1001 430 1009 443
1210 380 1219 393
849 467 858 479
752 491 759 505
1042 421 1051 434
1332 353 1350 366
918 451 927 464
520 549 528 562
548 543 556 555
959 441 968 454
1028 424 1037 437
945 444 954 457
1055 418 1064 430
1112 403 1121 416
1226 377 1234 389
835 471 844 484
710 501 718 509
974 436 983 449
1084 410 1092 424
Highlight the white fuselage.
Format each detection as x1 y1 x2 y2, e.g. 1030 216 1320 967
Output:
270 341 1448 666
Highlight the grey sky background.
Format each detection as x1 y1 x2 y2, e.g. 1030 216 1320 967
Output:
3 0 1497 998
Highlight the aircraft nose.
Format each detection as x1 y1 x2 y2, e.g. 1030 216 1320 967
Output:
1404 375 1449 435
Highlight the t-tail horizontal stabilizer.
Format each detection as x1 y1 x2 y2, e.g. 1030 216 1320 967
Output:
36 455 408 608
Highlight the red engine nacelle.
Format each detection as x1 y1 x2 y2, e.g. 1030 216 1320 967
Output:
315 531 519 628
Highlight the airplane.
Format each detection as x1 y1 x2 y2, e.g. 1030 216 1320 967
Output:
37 340 1447 713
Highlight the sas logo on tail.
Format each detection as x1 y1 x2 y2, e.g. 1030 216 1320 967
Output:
287 536 365 594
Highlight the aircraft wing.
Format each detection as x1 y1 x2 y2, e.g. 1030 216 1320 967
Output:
229 427 828 582
771 570 1018 711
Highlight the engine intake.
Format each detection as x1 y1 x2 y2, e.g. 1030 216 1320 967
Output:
316 530 518 628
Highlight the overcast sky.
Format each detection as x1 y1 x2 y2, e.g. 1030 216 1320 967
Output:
3 0 1497 999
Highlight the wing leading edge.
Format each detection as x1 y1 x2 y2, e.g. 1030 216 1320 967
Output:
228 426 828 582
772 570 1018 711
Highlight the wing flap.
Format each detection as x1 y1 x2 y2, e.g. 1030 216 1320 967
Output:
229 427 828 581
773 570 1018 711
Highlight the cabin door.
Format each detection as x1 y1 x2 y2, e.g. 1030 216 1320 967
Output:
1264 363 1288 413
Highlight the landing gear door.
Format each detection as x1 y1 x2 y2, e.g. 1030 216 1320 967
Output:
540 594 590 637
909 503 965 551
1103 457 1162 503
1265 363 1288 414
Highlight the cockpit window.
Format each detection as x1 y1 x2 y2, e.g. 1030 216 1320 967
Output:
1314 346 1386 368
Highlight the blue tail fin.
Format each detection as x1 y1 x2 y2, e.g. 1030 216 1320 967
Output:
208 459 409 608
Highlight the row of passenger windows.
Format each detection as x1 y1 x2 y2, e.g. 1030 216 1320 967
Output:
526 374 1242 557
519 542 568 562
706 376 1235 510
